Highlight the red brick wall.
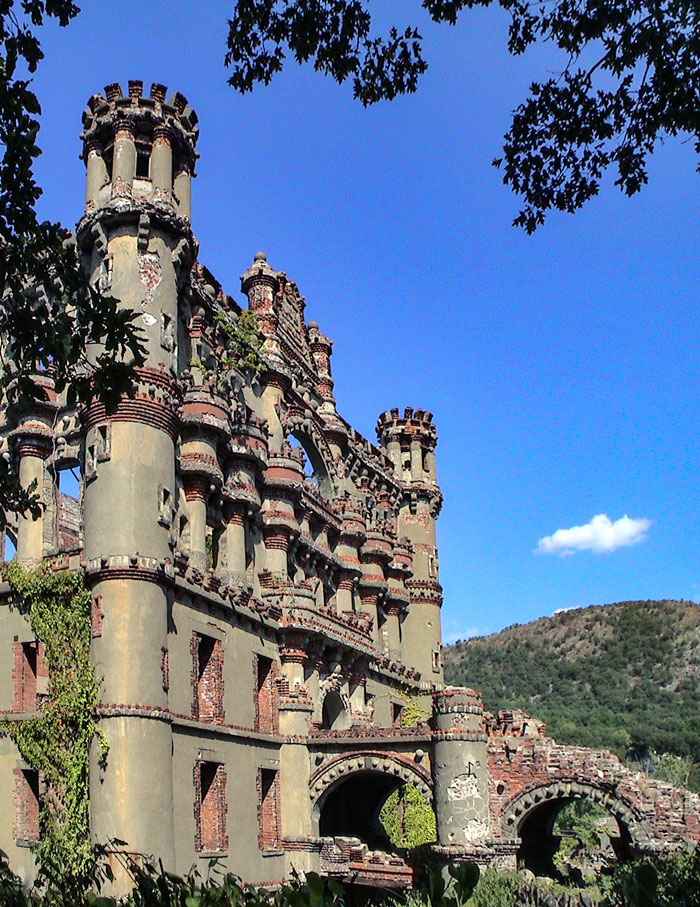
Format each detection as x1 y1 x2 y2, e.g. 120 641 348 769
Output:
193 761 228 853
190 633 224 723
13 769 40 844
12 640 42 712
257 768 280 850
254 654 278 734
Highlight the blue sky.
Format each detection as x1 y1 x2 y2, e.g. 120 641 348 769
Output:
27 2 700 641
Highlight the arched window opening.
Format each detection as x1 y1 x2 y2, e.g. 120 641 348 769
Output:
518 796 632 883
321 690 349 731
286 431 332 495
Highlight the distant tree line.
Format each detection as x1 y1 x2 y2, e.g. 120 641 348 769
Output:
444 601 700 791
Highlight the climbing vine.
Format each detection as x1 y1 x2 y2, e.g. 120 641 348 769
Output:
378 687 435 847
0 562 106 886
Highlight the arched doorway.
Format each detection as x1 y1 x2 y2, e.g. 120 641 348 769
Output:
507 788 635 880
318 771 403 848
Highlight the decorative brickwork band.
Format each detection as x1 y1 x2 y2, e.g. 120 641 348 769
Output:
80 368 182 440
406 578 443 606
183 476 210 503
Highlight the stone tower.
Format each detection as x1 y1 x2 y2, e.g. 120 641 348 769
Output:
376 408 443 683
77 81 198 867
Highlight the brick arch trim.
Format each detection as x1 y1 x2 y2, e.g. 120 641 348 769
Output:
283 412 336 494
501 780 648 847
310 750 433 810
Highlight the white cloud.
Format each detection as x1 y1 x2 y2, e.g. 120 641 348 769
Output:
536 513 651 556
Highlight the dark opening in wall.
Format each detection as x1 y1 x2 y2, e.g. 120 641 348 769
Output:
194 761 227 854
321 690 349 731
135 149 150 179
257 768 280 850
191 633 223 723
392 702 404 726
255 655 277 734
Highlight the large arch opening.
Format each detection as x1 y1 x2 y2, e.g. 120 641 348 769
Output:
517 795 634 882
319 771 402 849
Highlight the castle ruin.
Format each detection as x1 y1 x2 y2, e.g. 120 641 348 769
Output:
0 83 698 891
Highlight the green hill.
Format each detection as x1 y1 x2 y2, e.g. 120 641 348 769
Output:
443 600 700 786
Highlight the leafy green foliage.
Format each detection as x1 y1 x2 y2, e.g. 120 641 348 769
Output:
0 563 106 892
603 845 700 906
215 309 266 375
379 784 437 848
463 868 519 907
398 688 430 727
444 600 700 790
225 1 700 231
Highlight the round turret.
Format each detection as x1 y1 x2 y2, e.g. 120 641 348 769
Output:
80 81 199 218
376 407 438 484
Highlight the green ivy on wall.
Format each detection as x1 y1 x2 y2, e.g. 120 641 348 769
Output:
0 562 106 886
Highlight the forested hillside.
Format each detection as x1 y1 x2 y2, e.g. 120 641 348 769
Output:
443 600 700 788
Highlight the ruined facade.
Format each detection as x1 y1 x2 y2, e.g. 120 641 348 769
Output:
0 83 698 891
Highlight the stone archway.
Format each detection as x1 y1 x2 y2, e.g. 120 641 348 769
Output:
501 781 644 877
311 751 433 845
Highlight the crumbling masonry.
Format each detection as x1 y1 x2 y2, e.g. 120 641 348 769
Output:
1 83 698 890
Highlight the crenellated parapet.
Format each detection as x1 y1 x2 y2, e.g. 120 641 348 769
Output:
80 80 198 217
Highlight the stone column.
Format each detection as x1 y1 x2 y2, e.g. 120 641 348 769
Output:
184 476 209 571
174 164 191 220
263 527 289 577
410 438 423 481
151 126 173 192
384 602 402 660
112 121 136 187
279 638 315 871
15 439 49 564
432 688 490 851
85 139 108 209
223 503 246 583
335 570 355 615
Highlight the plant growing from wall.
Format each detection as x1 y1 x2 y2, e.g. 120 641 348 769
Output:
0 562 106 890
379 783 437 849
398 687 430 727
215 309 265 375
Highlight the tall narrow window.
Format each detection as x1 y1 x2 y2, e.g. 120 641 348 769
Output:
255 655 277 734
191 633 224 723
13 768 40 844
257 768 280 850
13 641 43 712
194 761 227 854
